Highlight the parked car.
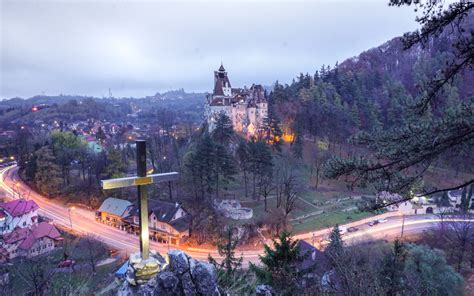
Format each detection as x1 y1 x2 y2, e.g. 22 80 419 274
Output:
57 260 75 268
377 218 388 223
368 220 379 226
339 227 347 235
347 227 359 233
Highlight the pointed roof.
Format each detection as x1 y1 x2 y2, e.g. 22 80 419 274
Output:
98 197 133 218
213 79 225 96
19 222 62 250
3 227 29 244
3 222 62 250
218 63 225 72
0 199 39 217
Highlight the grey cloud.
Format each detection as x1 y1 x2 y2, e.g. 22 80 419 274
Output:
1 1 419 99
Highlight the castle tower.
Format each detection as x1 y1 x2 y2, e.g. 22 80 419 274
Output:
213 63 232 97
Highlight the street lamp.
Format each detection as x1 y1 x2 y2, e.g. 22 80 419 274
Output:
68 206 75 230
399 212 405 239
15 182 20 198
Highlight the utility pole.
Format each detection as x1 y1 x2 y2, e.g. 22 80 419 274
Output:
68 206 75 230
401 214 405 239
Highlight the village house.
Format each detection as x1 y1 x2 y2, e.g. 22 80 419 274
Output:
95 197 133 230
124 200 191 245
0 199 39 235
447 189 474 210
205 64 268 137
1 222 62 260
297 240 338 292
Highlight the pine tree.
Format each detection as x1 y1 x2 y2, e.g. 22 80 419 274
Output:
264 95 283 151
380 239 408 296
248 139 273 200
326 224 344 258
211 112 234 145
291 132 304 159
250 230 302 292
208 227 243 288
185 135 216 199
350 103 361 129
214 142 237 198
185 134 236 199
236 141 250 198
460 186 470 212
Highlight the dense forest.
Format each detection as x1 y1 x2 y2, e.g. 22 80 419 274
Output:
271 32 472 143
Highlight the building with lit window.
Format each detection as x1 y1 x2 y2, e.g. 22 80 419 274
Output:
0 199 39 235
205 64 268 137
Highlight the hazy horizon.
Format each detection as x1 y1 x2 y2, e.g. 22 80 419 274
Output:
1 0 421 100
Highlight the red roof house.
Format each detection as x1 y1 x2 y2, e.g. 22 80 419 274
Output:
1 222 62 259
0 199 39 217
19 222 62 250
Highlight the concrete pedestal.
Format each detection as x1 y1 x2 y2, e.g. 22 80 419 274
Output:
126 251 167 286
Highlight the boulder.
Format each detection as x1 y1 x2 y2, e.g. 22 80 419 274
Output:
168 250 191 275
156 271 179 294
118 250 220 296
255 284 276 296
191 260 219 295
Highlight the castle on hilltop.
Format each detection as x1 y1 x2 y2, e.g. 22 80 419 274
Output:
205 64 268 137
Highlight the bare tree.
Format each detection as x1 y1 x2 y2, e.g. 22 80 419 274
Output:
73 234 107 274
424 212 474 272
274 153 303 219
259 172 274 212
14 256 57 295
444 215 474 272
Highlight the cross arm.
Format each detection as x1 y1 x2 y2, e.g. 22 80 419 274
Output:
101 172 179 190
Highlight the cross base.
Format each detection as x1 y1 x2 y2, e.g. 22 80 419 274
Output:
126 251 167 286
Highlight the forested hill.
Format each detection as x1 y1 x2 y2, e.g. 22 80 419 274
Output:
270 19 473 143
0 90 206 128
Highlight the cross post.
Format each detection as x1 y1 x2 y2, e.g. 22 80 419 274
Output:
136 140 149 259
101 140 179 261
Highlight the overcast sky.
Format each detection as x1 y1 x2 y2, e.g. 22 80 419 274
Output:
0 0 421 99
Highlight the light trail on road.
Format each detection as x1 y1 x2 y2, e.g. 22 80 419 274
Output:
1 165 473 264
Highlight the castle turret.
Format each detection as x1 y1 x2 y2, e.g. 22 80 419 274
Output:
213 63 232 97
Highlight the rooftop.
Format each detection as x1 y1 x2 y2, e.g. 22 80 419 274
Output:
19 222 62 250
98 197 133 218
0 199 39 218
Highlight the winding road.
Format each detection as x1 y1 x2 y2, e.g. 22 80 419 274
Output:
1 165 472 264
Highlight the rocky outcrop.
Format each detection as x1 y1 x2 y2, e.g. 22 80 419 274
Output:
117 250 221 296
255 284 276 296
